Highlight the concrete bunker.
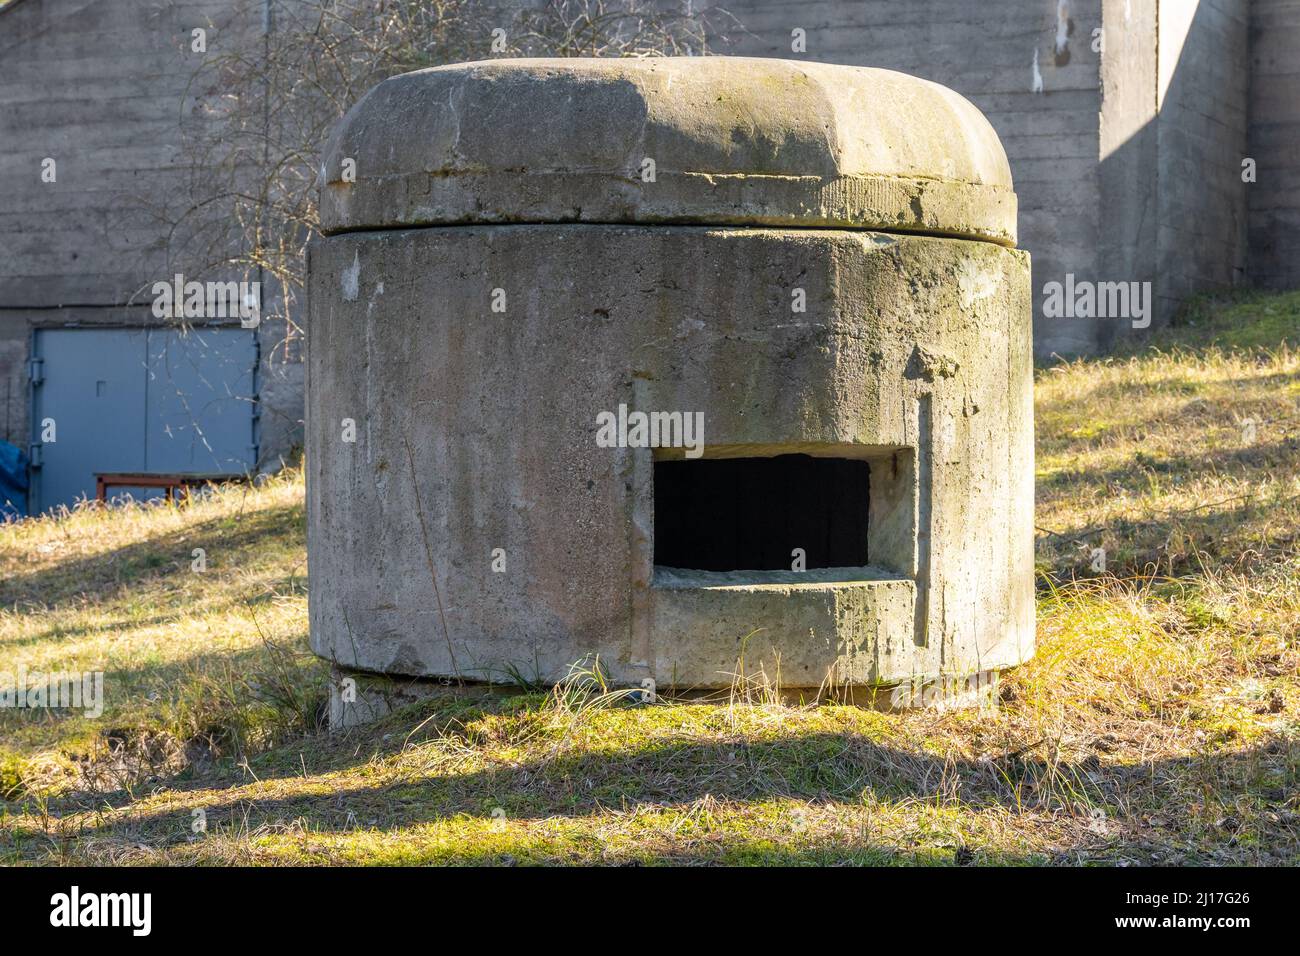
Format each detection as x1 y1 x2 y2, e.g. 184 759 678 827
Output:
308 57 1035 709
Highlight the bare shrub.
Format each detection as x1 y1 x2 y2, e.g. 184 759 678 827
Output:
150 0 738 356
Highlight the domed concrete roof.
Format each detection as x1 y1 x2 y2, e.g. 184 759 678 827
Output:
320 57 1016 245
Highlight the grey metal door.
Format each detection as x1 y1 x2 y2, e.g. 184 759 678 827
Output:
29 327 258 512
144 327 258 474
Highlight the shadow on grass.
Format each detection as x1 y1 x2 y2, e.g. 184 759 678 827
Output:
0 501 304 608
0 627 326 804
1036 437 1298 496
1037 489 1300 584
19 711 1300 865
1034 355 1300 422
0 582 305 657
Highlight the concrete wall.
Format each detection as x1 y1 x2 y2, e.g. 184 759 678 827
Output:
707 0 1269 353
0 0 302 463
1248 0 1300 288
1097 0 1158 352
705 0 1106 356
1156 0 1251 318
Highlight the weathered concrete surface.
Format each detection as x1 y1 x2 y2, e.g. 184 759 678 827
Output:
1249 0 1300 289
697 0 1280 351
309 58 1034 695
0 0 302 462
1097 0 1159 353
1156 0 1251 317
308 224 1035 690
320 57 1017 245
698 1 1105 355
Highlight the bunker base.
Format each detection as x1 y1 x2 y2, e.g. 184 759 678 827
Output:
327 664 1003 730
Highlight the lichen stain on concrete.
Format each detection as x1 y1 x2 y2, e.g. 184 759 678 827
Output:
1054 0 1073 67
956 260 999 309
905 344 961 382
341 250 361 301
366 280 384 319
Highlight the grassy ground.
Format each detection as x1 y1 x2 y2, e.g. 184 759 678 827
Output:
1 290 1298 865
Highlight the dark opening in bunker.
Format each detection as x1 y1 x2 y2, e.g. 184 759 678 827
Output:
653 454 870 572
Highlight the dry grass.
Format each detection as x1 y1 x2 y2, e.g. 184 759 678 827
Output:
1 291 1298 865
0 471 325 798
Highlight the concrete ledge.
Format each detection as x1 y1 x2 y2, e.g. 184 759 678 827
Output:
651 571 920 689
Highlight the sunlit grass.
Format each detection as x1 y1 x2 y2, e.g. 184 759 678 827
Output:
0 471 326 796
1035 322 1300 578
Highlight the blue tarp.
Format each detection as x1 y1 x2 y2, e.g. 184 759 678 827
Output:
0 440 28 520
